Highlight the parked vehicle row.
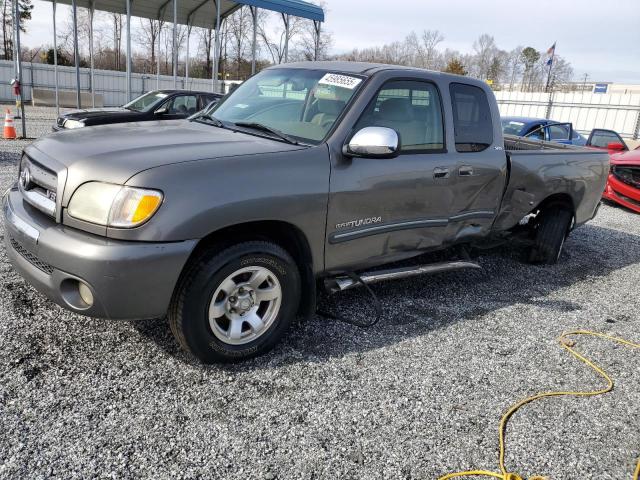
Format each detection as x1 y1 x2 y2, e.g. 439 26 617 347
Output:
4 62 610 363
54 90 223 131
501 116 638 214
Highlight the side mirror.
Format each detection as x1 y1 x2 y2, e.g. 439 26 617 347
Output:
344 127 400 159
607 142 627 152
155 106 169 115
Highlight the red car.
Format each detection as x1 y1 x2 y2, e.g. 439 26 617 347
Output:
586 129 640 213
604 148 640 213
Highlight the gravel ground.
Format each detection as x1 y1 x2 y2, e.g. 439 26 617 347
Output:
1 108 639 480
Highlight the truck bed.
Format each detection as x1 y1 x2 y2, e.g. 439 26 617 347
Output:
494 135 610 231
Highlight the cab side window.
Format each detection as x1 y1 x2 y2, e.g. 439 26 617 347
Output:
548 124 570 141
355 80 445 153
167 95 198 115
449 83 493 152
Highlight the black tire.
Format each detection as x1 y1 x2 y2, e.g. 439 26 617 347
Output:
169 241 301 363
528 208 573 265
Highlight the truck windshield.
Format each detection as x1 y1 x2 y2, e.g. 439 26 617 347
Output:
206 68 365 145
124 91 169 112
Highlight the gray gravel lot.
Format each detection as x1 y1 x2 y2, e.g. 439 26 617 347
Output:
1 108 639 480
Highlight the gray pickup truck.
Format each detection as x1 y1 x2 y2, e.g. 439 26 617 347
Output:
3 61 608 363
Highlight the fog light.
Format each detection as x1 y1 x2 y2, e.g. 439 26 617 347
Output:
78 282 94 307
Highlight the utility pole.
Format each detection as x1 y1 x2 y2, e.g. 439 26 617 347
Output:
582 73 589 92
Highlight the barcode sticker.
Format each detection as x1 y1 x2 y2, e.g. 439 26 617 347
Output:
318 73 363 90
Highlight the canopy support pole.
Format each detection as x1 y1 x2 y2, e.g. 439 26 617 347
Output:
185 23 191 87
71 0 81 108
282 13 289 63
126 0 132 101
250 6 257 75
156 18 160 89
52 0 59 116
172 0 177 88
313 20 321 61
212 0 221 93
89 0 95 107
13 0 25 136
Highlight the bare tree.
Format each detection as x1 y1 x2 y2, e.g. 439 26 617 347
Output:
111 13 123 70
292 18 332 61
471 33 497 79
257 10 302 64
506 46 523 91
416 30 444 69
136 18 164 73
198 27 214 77
227 6 252 78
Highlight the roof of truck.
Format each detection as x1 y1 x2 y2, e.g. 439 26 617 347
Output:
268 61 493 92
273 61 441 76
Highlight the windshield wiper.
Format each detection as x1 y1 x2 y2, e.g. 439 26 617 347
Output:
193 113 225 128
234 121 299 145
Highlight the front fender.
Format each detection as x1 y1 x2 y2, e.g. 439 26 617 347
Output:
109 146 331 272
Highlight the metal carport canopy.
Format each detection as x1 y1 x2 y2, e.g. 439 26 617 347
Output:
39 0 324 28
11 0 324 137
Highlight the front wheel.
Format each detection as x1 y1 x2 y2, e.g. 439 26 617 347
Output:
528 208 573 265
169 241 301 363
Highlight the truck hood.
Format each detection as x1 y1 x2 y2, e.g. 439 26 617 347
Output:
26 120 306 206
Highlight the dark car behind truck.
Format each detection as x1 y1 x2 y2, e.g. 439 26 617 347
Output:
53 90 222 131
3 62 608 363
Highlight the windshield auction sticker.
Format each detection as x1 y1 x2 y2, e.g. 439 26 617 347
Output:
318 73 363 90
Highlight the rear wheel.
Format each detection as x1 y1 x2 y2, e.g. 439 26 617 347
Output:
528 208 573 265
169 241 301 363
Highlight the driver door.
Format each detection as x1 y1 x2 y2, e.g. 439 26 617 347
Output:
156 94 198 120
586 129 628 151
325 79 457 272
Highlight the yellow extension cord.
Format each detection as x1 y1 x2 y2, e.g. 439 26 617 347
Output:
438 330 640 480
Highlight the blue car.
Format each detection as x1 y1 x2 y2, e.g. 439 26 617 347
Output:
501 116 587 146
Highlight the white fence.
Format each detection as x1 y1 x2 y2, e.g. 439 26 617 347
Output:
495 90 640 139
0 60 222 107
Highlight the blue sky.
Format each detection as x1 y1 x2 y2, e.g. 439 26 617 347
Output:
21 0 640 83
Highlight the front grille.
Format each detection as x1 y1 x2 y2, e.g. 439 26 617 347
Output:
612 166 640 189
9 237 54 275
19 155 57 218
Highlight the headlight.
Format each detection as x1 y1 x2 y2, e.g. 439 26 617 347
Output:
67 182 163 228
64 119 85 129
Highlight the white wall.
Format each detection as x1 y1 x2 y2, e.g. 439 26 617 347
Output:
0 60 226 107
495 90 640 139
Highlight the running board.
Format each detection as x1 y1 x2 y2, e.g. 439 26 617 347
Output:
325 261 482 292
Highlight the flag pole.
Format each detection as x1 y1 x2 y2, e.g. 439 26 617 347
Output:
545 41 556 92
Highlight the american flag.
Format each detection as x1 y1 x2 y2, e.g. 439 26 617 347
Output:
546 42 556 66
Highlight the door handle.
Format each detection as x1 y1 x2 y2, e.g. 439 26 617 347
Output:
433 167 450 179
459 165 474 176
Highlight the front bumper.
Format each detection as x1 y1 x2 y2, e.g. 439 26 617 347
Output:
3 187 197 320
602 174 640 214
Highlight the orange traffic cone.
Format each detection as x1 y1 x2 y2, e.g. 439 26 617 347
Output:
3 109 17 139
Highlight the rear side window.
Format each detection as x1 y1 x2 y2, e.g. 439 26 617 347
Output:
548 124 570 140
449 83 493 152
